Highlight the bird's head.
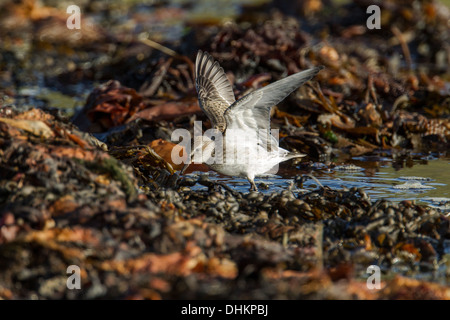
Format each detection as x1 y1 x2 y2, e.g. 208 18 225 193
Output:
180 135 216 174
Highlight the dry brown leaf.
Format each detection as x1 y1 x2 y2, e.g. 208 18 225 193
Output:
318 113 355 130
274 108 309 127
128 101 200 123
150 139 186 171
15 108 54 122
0 117 54 138
205 257 238 279
49 195 80 216
100 244 205 276
358 103 382 127
381 275 450 299
24 227 100 245
150 138 209 172
49 145 98 161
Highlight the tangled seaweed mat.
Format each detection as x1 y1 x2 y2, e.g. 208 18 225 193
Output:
0 108 449 299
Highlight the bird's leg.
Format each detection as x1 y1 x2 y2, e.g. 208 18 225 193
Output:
248 177 258 192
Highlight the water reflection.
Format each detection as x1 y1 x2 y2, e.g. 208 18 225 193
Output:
187 157 450 212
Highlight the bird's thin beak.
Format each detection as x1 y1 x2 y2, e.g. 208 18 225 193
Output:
180 150 194 175
180 161 190 175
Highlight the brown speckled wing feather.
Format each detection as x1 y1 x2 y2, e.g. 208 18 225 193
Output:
195 50 235 132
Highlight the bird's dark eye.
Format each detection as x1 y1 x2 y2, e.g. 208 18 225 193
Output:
211 136 215 141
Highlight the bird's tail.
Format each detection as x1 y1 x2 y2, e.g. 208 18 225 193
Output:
278 147 306 160
285 152 306 160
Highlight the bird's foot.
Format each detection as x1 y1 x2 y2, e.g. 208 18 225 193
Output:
249 181 258 192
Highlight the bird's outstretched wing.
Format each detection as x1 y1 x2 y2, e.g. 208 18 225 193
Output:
224 66 324 132
195 50 235 132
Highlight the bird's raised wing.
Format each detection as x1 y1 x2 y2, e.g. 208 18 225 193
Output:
224 66 324 132
195 50 235 132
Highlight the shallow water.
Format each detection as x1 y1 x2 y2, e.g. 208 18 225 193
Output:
187 156 450 213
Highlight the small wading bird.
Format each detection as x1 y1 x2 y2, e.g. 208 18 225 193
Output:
181 50 323 191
